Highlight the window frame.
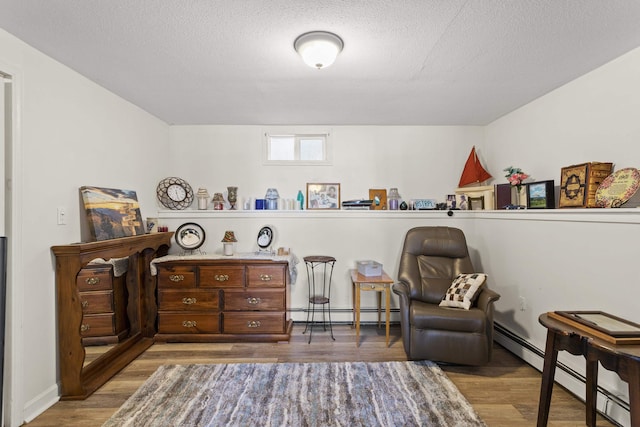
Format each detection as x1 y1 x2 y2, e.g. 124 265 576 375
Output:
263 130 332 166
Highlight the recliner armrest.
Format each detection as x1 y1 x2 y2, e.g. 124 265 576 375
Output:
476 287 500 312
392 281 411 308
392 281 409 297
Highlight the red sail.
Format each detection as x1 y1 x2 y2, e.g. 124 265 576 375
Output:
458 146 492 187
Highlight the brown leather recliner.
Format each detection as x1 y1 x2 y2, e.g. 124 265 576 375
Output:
392 226 500 365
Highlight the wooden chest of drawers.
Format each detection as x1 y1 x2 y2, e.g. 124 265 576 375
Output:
155 259 291 342
77 264 128 345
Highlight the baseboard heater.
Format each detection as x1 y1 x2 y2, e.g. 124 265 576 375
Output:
289 306 401 325
494 322 628 426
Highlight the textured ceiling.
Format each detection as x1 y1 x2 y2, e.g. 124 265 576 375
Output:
1 1 640 125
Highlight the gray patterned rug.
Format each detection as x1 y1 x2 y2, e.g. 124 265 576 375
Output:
103 361 486 427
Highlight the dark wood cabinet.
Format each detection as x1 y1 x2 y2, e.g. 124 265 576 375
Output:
77 264 129 345
154 258 292 342
52 233 172 400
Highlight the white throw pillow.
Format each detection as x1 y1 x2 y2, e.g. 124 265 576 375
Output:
439 273 487 310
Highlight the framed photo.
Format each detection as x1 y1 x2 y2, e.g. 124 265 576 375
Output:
456 194 468 210
468 196 485 210
549 311 640 345
368 189 387 210
526 180 555 209
553 311 640 337
307 183 340 210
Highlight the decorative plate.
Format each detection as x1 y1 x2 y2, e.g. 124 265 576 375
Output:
175 222 206 250
595 168 640 208
156 177 194 210
257 226 273 249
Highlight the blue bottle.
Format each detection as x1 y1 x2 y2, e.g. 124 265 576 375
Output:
297 190 304 210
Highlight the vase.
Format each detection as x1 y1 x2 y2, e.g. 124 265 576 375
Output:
513 186 526 208
227 186 238 210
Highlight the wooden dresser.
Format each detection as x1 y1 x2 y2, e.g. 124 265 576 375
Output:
154 258 292 342
52 233 172 400
78 264 128 346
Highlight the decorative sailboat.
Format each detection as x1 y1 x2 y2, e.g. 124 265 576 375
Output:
458 146 492 187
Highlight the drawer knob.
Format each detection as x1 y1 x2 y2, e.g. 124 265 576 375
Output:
81 300 89 308
80 324 90 332
85 277 100 285
247 297 261 305
182 320 197 328
182 297 197 305
371 284 376 289
169 274 185 282
260 274 272 281
215 274 229 282
247 320 261 328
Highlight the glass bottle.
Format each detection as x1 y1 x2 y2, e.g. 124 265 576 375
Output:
265 188 279 210
297 190 305 210
388 188 400 210
196 188 210 210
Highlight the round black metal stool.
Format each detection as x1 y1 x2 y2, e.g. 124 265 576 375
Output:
302 255 336 343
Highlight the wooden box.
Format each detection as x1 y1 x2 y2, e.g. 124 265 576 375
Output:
559 162 613 208
455 185 495 210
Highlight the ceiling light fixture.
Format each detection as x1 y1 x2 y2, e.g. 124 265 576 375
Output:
294 31 344 69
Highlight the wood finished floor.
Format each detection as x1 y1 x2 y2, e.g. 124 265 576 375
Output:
25 324 616 426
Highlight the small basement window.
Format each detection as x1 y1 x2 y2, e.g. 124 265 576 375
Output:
264 133 331 165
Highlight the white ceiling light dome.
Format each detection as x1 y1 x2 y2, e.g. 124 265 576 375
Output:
294 31 344 69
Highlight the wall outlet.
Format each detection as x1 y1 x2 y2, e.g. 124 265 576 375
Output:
519 296 527 311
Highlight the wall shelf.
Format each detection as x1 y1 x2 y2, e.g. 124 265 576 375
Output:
156 208 640 224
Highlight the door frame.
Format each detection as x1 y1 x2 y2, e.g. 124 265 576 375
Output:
1 61 25 427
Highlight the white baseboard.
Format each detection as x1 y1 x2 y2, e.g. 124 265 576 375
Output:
22 383 59 424
494 324 630 427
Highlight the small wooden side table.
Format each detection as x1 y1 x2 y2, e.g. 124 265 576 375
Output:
350 269 394 347
537 313 640 427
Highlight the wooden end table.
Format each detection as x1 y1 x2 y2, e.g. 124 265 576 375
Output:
350 269 394 347
537 313 640 427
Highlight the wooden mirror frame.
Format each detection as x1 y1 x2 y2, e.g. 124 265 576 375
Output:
51 233 172 400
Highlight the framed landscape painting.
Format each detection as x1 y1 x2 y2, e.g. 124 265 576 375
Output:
526 180 555 209
80 186 145 241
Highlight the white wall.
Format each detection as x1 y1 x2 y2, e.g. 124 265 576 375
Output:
162 125 483 318
0 28 170 425
167 125 484 204
477 46 640 426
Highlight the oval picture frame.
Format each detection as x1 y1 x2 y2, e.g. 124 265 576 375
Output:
257 226 273 249
175 222 206 250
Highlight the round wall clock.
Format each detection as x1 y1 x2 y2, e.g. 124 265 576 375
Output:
157 177 194 210
175 222 206 250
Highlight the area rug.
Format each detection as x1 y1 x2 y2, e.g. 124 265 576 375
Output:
103 361 486 427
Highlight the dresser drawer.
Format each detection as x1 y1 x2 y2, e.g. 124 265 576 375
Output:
199 266 245 288
158 313 220 334
223 289 285 311
157 265 197 288
77 265 113 291
158 289 220 311
223 312 285 334
80 313 115 337
80 290 113 314
247 265 285 288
